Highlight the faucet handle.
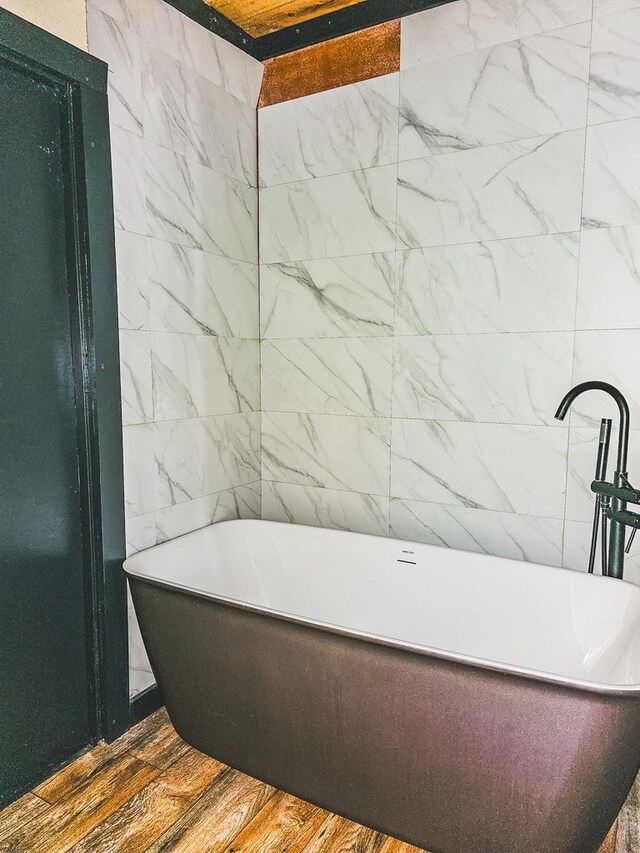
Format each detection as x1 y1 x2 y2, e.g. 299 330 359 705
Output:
592 479 640 504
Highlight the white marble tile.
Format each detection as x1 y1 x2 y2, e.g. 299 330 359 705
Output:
576 226 640 330
155 413 260 507
119 330 153 425
155 482 261 542
125 512 156 557
259 75 399 187
128 609 154 697
260 253 395 339
563 519 640 584
583 118 640 229
139 0 262 107
397 130 585 248
393 332 573 424
593 0 640 20
145 141 257 262
123 424 155 518
390 499 563 566
115 229 149 331
262 338 393 417
566 427 640 524
391 419 567 517
111 127 146 235
400 0 592 69
571 330 640 426
259 165 397 263
143 43 257 185
152 333 259 420
589 8 640 125
88 6 143 136
395 234 579 334
262 413 391 496
91 0 140 31
399 24 589 160
148 239 258 338
262 481 389 536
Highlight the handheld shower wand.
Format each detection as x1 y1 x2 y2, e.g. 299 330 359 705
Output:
588 419 611 574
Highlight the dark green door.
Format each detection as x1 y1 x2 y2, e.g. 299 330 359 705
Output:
0 59 94 802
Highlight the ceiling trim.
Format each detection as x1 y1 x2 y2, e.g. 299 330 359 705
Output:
162 0 453 60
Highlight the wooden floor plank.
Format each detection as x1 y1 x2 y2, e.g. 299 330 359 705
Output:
124 713 191 770
378 837 428 853
0 794 48 843
147 767 275 853
69 749 227 853
0 752 160 853
226 789 328 853
301 812 386 853
615 776 640 853
33 742 127 805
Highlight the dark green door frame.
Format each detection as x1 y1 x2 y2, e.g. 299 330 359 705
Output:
0 9 129 746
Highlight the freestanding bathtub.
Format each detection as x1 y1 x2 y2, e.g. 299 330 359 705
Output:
124 519 640 853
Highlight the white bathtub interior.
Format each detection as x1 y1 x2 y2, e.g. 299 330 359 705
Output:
125 520 640 693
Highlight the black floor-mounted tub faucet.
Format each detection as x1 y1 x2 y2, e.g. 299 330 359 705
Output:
554 380 640 580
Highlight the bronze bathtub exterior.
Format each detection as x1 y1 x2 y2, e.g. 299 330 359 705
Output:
128 575 640 853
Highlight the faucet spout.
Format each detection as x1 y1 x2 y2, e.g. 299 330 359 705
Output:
554 380 631 579
554 380 629 473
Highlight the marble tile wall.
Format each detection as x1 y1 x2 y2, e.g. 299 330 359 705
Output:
87 0 263 696
258 0 640 584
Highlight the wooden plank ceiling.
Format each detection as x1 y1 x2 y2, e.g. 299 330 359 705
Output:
203 0 364 38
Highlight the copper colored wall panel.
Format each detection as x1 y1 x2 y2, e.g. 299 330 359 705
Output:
258 20 400 107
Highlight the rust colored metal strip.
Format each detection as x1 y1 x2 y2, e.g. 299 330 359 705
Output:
258 19 400 107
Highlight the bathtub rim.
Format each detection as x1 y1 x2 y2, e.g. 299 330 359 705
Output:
124 521 640 698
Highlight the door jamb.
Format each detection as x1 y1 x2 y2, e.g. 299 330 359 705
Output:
0 8 129 746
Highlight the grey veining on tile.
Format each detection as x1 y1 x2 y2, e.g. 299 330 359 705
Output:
259 75 399 187
589 7 640 124
262 413 391 496
391 419 567 517
111 127 146 235
259 165 397 263
400 0 592 70
91 0 140 30
155 412 261 508
145 141 258 262
120 330 153 425
143 43 257 185
88 6 143 136
393 332 573 424
399 24 589 160
577 225 640 329
155 482 261 542
395 234 579 334
593 0 640 20
262 338 393 417
125 512 156 557
262 481 389 536
397 130 585 248
390 498 563 566
148 239 258 338
115 229 149 330
151 333 260 420
139 0 262 106
571 329 640 425
261 253 395 339
123 424 155 518
582 117 640 229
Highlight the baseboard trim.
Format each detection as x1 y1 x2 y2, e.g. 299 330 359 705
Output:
129 684 163 726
